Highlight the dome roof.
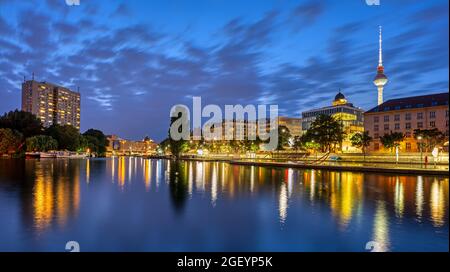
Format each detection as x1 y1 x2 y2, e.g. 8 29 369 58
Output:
334 91 345 101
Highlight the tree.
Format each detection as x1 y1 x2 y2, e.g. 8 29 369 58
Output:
278 126 291 150
413 128 445 152
45 124 81 151
0 110 43 138
350 131 372 160
82 129 108 155
168 112 188 158
303 114 345 152
0 128 22 154
277 126 291 151
379 131 405 152
26 135 58 152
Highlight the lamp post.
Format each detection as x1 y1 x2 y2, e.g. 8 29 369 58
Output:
417 135 423 167
312 140 317 160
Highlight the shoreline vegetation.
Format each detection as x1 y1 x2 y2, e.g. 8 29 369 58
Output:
0 110 108 158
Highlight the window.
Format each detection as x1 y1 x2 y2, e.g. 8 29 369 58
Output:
394 123 400 130
417 122 423 128
374 125 379 131
405 131 411 138
394 114 400 121
447 120 449 127
405 113 411 120
384 124 389 131
406 143 411 151
430 121 435 128
417 112 423 120
384 115 389 122
446 110 449 117
405 123 411 129
374 116 379 123
374 143 379 151
430 111 436 119
374 133 379 138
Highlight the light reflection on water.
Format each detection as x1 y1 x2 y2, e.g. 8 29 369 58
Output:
0 158 448 252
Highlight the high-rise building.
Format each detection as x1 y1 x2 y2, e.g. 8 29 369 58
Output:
301 90 365 152
373 26 388 106
21 79 81 130
364 93 449 152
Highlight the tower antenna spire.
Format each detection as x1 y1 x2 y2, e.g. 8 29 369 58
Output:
378 25 383 67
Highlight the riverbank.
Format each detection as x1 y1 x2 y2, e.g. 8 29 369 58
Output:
177 156 449 176
229 160 449 176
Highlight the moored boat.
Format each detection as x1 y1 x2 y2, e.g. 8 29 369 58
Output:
68 152 87 159
40 151 57 158
25 152 40 158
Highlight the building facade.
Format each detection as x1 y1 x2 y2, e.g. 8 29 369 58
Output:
106 135 158 156
301 91 365 152
277 116 302 137
22 80 81 130
364 93 449 152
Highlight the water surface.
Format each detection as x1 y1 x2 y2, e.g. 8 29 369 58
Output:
0 158 448 251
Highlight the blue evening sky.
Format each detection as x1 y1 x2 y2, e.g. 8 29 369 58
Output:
0 0 448 141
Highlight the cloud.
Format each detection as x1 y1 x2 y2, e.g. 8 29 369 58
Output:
288 1 324 32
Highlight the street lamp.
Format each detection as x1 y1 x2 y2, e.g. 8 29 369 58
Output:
417 135 423 167
311 140 317 160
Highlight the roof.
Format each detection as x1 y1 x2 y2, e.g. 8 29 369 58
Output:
366 92 449 113
334 91 345 101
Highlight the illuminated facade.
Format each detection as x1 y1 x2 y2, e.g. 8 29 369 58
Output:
277 116 302 137
21 80 81 130
106 135 158 156
301 90 365 152
364 92 449 152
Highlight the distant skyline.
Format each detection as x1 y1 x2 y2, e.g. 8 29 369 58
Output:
0 0 448 141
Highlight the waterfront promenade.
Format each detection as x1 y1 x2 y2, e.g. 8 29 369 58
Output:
173 152 449 176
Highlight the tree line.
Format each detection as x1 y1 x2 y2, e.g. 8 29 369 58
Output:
0 110 108 157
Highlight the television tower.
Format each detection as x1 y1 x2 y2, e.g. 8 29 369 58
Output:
373 26 388 105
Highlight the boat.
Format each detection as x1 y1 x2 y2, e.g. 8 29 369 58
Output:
68 152 87 159
55 151 87 158
40 151 57 158
25 152 40 158
56 151 70 158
